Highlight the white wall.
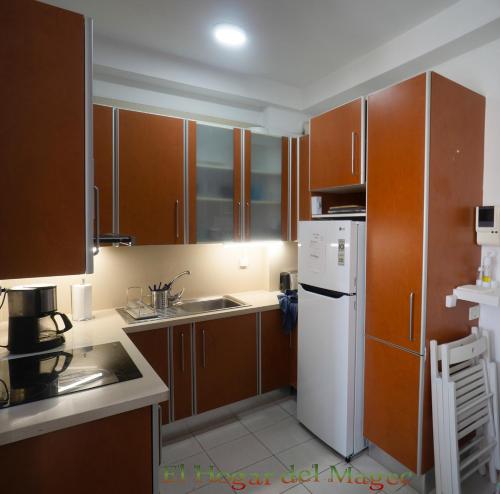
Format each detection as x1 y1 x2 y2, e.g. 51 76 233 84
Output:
432 38 500 349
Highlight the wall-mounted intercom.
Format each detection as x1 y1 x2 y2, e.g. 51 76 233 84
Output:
476 206 500 246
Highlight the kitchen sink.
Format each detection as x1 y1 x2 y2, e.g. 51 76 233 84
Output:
117 295 249 323
164 296 248 317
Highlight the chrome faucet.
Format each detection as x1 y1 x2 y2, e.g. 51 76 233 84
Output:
165 270 191 306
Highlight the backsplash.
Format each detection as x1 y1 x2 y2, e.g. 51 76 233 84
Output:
0 242 297 321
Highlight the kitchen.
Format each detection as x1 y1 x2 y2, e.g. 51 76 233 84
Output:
1 1 500 493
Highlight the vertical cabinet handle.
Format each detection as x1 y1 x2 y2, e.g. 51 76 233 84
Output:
175 199 180 239
408 292 415 342
351 132 356 176
202 329 206 368
245 202 250 239
237 201 241 238
180 332 185 373
93 185 100 256
157 404 162 465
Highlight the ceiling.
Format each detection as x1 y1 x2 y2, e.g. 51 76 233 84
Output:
46 0 458 88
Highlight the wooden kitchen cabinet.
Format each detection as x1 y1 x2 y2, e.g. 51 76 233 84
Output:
93 104 114 235
0 0 90 279
0 406 154 494
128 328 169 424
290 138 298 241
298 135 312 221
364 72 485 474
310 98 364 191
364 338 421 472
195 314 258 413
118 109 184 245
172 325 192 421
261 310 290 393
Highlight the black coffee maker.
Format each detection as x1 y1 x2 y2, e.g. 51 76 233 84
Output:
7 285 72 354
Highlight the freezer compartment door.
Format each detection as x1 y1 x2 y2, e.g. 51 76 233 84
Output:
298 220 361 294
297 285 359 458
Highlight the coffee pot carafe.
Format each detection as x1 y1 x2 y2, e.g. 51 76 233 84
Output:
7 285 72 354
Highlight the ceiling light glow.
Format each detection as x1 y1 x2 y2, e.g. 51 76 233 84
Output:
213 24 247 48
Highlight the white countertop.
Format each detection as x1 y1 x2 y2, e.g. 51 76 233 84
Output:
0 290 280 446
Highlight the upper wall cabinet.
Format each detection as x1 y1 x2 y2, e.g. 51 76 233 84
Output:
93 105 114 235
0 0 93 279
310 98 365 191
188 123 241 243
244 132 290 241
118 110 185 245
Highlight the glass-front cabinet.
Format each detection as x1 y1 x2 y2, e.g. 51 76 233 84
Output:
188 122 293 244
195 124 236 243
245 133 286 240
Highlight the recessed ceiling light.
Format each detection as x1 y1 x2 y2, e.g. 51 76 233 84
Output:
213 24 247 48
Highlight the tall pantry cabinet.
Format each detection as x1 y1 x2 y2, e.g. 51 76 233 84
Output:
364 72 485 474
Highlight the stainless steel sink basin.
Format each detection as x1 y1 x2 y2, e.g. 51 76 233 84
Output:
117 296 249 324
162 296 248 318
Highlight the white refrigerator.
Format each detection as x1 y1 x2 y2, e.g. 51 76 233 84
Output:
297 220 366 461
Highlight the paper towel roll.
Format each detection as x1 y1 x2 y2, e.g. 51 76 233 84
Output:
71 282 92 321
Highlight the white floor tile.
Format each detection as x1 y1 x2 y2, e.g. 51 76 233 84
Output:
350 454 408 493
282 485 311 494
225 456 291 494
462 471 496 494
279 398 297 417
186 407 236 434
192 479 234 493
159 451 215 494
306 465 390 494
207 434 272 473
238 404 290 432
163 434 204 464
254 417 313 454
276 438 343 474
195 419 249 450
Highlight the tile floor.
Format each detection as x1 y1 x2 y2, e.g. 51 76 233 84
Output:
159 396 497 494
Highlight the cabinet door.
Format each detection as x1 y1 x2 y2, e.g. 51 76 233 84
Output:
188 123 241 243
93 105 114 234
290 138 298 241
364 337 421 473
0 1 87 279
196 314 257 413
119 110 184 245
0 406 153 494
310 98 363 190
290 326 298 389
298 135 311 221
365 74 426 353
245 132 286 240
128 328 169 424
261 310 290 393
172 325 192 421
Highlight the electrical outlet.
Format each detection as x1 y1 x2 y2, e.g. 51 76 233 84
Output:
239 256 249 269
469 305 480 321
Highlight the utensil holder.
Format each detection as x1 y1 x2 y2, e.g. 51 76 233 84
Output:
151 290 168 310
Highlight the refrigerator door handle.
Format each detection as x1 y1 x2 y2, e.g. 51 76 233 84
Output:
300 283 350 299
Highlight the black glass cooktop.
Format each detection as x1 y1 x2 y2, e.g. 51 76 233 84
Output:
0 341 142 409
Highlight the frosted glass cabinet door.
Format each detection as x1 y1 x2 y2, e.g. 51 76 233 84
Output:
195 124 236 243
247 133 285 240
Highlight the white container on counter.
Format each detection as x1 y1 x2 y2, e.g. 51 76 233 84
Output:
71 281 93 321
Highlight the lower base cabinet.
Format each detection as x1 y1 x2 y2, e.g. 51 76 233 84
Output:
195 314 258 413
128 328 169 424
290 325 298 389
172 324 192 421
261 310 290 393
364 336 421 473
0 406 154 494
